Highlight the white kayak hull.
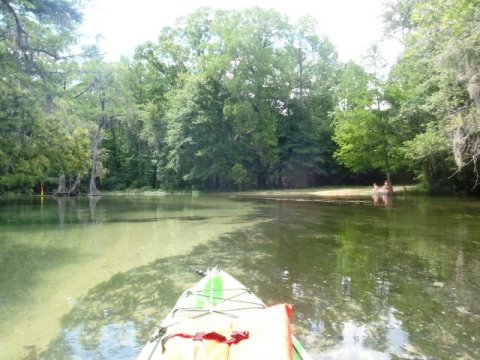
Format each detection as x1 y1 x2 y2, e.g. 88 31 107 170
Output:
137 268 312 360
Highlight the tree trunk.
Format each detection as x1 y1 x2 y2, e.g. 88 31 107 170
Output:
56 172 67 194
89 125 102 196
89 97 106 197
69 173 82 194
298 46 304 108
385 171 394 195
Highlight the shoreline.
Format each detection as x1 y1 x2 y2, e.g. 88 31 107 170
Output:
225 184 421 199
0 185 422 199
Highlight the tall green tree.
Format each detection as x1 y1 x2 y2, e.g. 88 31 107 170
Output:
277 17 341 188
0 0 84 193
128 8 345 191
69 56 147 195
0 0 82 78
214 8 288 188
102 59 158 190
333 49 404 192
385 0 480 192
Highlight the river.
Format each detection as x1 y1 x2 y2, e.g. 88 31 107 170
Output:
0 194 478 359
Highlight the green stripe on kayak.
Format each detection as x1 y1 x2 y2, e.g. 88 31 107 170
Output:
197 272 223 307
293 336 311 360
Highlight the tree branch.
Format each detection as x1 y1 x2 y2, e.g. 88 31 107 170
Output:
1 0 29 50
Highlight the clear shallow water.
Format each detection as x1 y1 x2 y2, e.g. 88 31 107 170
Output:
0 194 479 359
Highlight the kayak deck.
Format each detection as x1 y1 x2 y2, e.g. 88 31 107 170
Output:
137 267 312 360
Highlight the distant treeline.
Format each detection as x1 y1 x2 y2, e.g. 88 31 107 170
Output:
1 1 479 195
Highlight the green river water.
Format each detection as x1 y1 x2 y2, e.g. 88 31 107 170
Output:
0 194 479 359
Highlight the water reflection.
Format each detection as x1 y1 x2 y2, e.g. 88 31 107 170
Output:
37 259 183 359
54 196 106 225
54 196 213 226
320 321 388 360
0 196 258 360
89 195 102 224
371 194 392 207
318 310 410 360
1 196 479 360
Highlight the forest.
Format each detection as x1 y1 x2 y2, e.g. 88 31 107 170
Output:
1 0 480 195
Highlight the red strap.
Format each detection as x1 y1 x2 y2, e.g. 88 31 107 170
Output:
229 331 250 345
164 331 249 346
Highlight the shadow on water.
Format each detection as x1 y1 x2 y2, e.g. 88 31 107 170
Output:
0 244 82 310
33 230 282 359
33 258 185 360
14 196 480 360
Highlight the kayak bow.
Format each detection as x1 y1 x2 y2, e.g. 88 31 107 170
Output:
137 267 312 360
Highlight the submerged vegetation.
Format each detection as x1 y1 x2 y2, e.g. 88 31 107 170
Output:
1 0 480 195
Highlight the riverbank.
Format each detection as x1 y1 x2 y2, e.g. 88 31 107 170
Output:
76 184 424 199
226 184 422 199
2 184 422 198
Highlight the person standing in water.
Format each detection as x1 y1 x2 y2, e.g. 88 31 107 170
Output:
383 180 393 193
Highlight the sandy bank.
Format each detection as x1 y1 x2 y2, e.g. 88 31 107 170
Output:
227 185 419 199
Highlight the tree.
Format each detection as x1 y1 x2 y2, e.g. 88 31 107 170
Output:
402 123 452 190
0 0 84 194
214 8 288 188
333 53 403 193
277 17 341 188
0 0 82 77
128 7 345 191
69 57 131 196
385 0 480 192
0 87 49 192
161 72 237 190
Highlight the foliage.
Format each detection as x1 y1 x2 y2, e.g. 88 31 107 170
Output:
0 87 47 191
332 54 405 188
0 0 85 193
385 0 480 193
126 8 343 190
2 2 480 194
0 0 82 78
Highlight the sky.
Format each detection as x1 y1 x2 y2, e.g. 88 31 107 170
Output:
79 0 402 65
